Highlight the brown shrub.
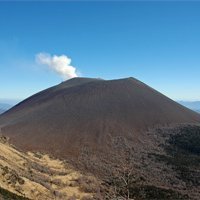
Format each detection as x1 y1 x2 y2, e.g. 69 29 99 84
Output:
81 195 93 200
78 176 100 193
51 178 64 186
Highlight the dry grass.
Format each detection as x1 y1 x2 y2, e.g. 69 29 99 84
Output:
0 136 100 200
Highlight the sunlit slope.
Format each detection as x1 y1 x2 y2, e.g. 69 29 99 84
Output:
0 136 99 200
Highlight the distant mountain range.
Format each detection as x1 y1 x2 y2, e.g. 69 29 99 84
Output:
0 103 12 114
0 109 5 114
178 101 200 113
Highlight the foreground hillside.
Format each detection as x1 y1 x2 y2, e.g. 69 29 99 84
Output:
0 136 100 200
0 124 200 200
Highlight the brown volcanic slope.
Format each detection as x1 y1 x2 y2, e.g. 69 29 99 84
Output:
0 77 199 158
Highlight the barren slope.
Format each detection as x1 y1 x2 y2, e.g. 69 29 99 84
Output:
0 77 199 159
0 77 200 199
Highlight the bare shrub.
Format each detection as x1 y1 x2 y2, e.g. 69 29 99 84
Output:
51 178 64 186
78 175 100 193
30 162 51 174
67 194 79 200
34 152 43 159
81 195 94 200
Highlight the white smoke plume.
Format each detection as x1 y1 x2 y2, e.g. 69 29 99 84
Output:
36 53 78 80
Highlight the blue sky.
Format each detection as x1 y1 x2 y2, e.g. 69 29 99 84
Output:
0 1 200 102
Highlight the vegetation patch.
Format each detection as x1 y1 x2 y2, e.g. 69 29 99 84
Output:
105 170 188 200
153 125 200 186
168 125 200 155
0 187 29 200
105 176 189 199
129 185 189 200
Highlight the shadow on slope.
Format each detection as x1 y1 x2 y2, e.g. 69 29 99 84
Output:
152 125 200 187
0 187 29 200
